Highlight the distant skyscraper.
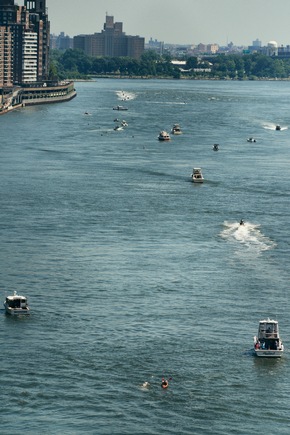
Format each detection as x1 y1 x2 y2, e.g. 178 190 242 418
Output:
74 15 144 59
50 32 73 51
252 38 262 48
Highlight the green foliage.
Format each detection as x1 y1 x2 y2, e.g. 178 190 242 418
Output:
49 49 290 80
186 57 198 69
140 49 161 62
209 53 290 79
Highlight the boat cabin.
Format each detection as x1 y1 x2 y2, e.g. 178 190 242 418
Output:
193 168 203 177
257 319 280 350
5 295 28 309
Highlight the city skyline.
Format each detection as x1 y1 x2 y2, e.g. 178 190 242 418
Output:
47 0 290 47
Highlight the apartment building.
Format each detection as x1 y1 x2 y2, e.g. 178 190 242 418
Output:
0 25 13 86
22 31 38 83
0 0 50 86
74 15 144 59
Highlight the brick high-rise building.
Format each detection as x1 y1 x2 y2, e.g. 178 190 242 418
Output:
0 0 50 86
74 15 144 59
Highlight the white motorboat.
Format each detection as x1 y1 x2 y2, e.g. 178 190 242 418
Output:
253 318 284 358
191 167 204 183
171 124 182 135
4 291 30 315
158 131 171 141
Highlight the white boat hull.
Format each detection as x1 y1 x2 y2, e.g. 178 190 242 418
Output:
254 348 284 358
4 304 30 316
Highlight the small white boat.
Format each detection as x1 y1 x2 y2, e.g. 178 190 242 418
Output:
191 167 204 183
114 125 123 131
171 124 182 135
121 120 128 127
247 137 256 143
253 318 284 358
158 131 171 141
4 291 30 316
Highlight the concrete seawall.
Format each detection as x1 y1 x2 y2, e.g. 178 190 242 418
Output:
0 81 77 115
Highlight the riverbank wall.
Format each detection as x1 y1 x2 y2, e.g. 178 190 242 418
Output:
0 81 77 115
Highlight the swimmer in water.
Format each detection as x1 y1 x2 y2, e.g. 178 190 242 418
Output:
240 219 244 226
161 378 169 389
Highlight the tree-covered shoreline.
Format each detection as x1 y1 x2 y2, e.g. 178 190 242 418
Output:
50 48 290 81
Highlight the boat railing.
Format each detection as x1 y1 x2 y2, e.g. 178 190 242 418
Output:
259 332 278 339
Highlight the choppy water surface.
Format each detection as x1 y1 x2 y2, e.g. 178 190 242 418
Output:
1 79 290 434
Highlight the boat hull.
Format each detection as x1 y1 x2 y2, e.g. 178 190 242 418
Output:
254 349 283 358
4 304 30 316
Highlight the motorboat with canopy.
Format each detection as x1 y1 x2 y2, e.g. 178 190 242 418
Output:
253 318 284 357
4 291 30 316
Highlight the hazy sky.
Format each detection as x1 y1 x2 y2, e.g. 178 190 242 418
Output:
46 0 290 47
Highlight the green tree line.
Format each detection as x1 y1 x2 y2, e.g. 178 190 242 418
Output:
49 49 290 80
49 49 181 79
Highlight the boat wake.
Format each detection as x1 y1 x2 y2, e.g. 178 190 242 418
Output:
116 90 136 101
263 123 288 131
220 221 276 253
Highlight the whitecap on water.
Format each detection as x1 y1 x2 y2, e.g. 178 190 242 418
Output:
115 90 137 101
139 381 151 392
220 221 276 253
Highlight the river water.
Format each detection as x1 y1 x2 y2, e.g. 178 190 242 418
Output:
1 79 290 434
